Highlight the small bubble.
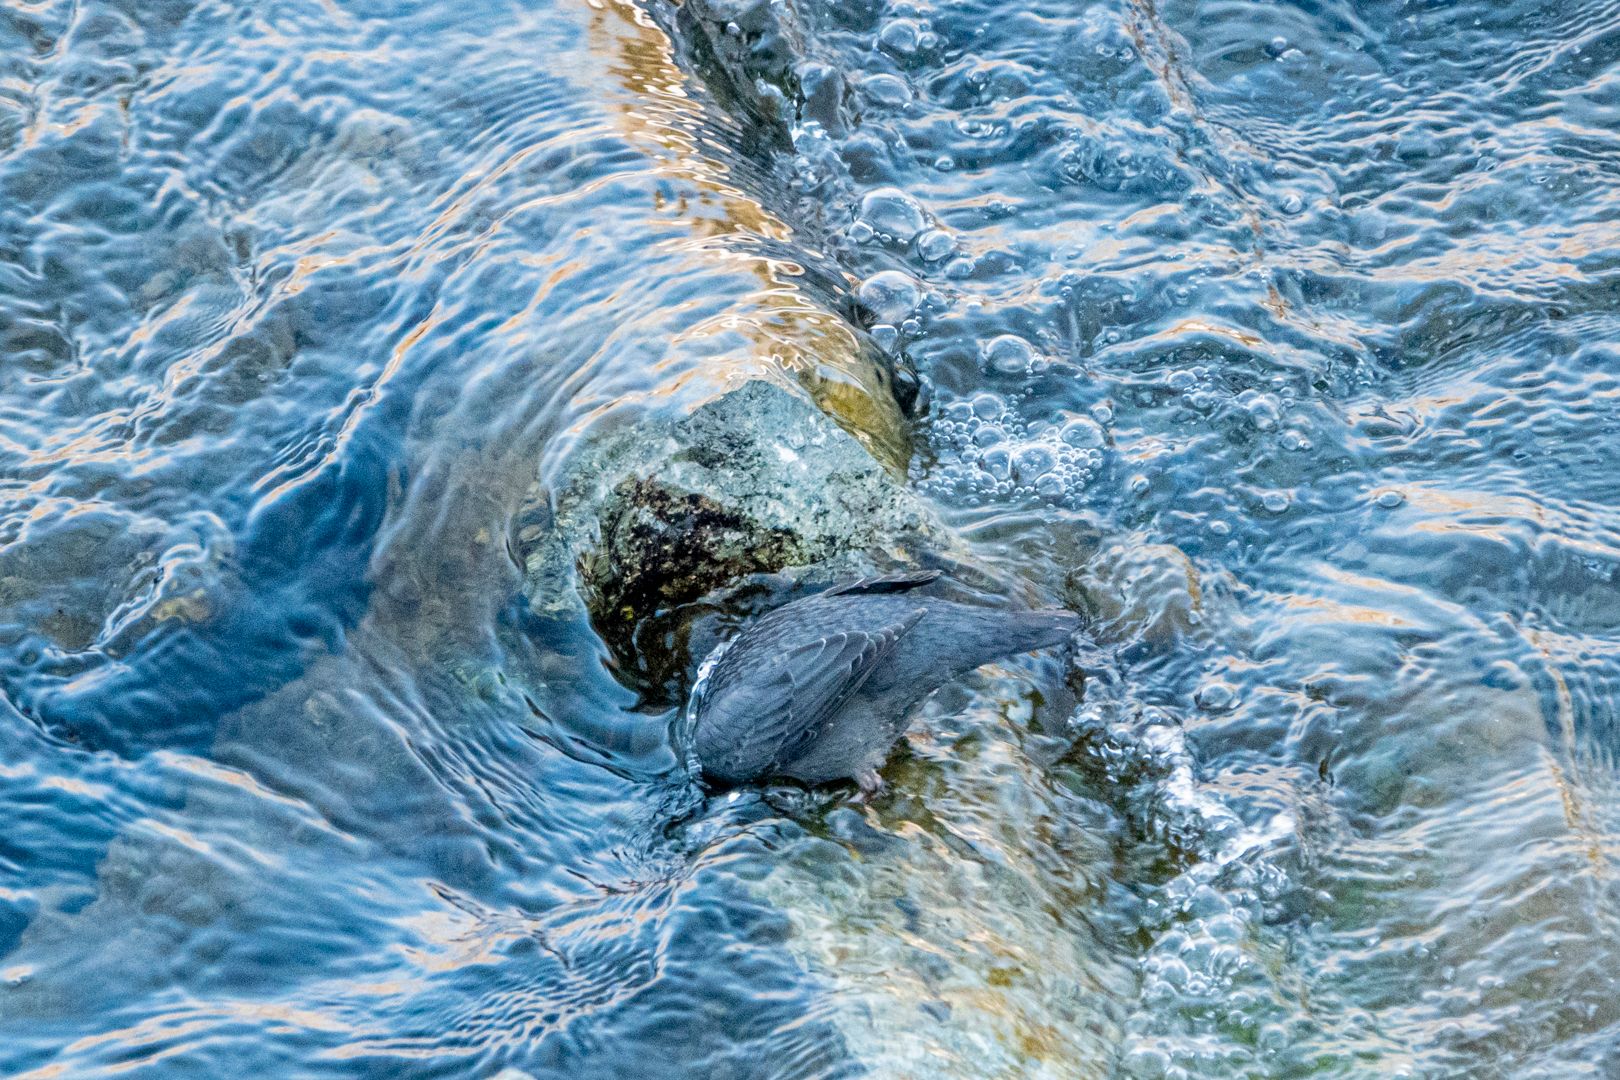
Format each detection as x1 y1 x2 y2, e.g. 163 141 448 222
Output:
1129 473 1151 496
1238 389 1281 430
878 18 921 57
858 187 928 243
856 270 920 324
1261 491 1291 513
861 73 913 107
1195 681 1238 713
980 446 1012 479
1375 489 1406 509
983 334 1035 374
1060 417 1106 448
916 228 956 262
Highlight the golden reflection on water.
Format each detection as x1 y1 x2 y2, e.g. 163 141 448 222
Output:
1278 591 1419 629
1524 625 1611 873
584 0 913 469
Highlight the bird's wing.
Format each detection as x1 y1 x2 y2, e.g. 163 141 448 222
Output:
703 607 924 776
823 569 942 596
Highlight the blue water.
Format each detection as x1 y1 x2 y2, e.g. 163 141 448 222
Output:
2 0 1618 1076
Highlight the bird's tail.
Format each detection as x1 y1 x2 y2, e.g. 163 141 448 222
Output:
904 601 1086 683
1003 607 1084 652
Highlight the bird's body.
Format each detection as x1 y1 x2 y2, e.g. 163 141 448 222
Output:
688 571 1080 793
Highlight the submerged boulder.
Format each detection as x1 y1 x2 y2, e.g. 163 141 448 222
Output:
667 0 808 146
519 378 952 692
514 377 1143 1071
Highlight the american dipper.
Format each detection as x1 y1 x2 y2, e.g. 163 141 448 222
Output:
688 570 1081 797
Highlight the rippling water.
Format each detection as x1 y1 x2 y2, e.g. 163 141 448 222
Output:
2 0 1618 1076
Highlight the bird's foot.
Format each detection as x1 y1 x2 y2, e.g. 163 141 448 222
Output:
850 769 884 805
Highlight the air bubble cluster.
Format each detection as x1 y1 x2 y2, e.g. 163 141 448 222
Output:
1068 702 1304 1079
916 391 1111 508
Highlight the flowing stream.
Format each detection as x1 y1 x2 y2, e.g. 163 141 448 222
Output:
2 0 1619 1076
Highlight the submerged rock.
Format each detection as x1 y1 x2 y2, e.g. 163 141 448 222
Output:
749 677 1132 1078
520 378 952 691
667 0 808 145
1072 536 1205 645
516 375 1129 1075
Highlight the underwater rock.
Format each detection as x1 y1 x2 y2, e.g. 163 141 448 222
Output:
1071 536 1204 645
667 0 809 145
518 383 1126 1077
520 379 951 686
749 677 1131 1077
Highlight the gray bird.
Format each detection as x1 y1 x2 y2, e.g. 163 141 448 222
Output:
687 570 1081 797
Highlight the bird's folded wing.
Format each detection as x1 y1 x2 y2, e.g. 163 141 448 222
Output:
824 569 941 596
713 608 925 773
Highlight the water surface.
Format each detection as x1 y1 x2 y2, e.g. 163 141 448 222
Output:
1 0 1618 1076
